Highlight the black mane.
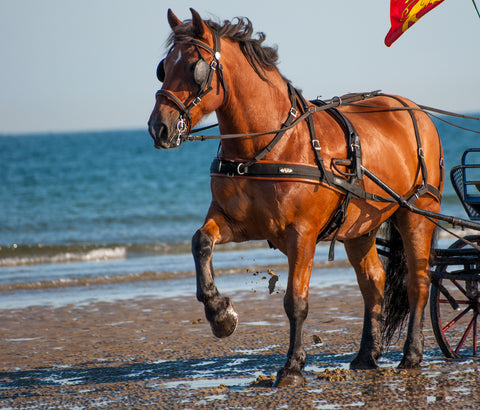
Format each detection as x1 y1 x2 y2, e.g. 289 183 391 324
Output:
167 16 280 81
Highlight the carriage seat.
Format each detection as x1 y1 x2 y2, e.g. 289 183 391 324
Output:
450 148 480 220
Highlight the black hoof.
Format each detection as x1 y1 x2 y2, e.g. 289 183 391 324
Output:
273 368 305 388
398 358 421 369
205 296 238 338
350 355 378 370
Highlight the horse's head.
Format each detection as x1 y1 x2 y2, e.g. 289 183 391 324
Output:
148 8 228 149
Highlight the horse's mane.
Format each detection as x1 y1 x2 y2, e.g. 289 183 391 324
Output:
167 17 280 81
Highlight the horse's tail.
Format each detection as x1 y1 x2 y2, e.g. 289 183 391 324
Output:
381 220 409 347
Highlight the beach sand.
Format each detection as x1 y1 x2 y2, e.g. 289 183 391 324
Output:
0 274 479 409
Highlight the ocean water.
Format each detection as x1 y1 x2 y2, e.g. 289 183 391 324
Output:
0 114 479 308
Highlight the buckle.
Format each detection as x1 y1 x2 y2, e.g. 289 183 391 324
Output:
332 96 342 106
193 97 202 106
176 117 188 135
237 163 246 175
311 139 321 151
289 107 298 117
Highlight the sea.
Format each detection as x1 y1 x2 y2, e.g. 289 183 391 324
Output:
0 114 479 309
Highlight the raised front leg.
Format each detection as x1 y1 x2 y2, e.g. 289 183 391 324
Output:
344 230 385 369
274 231 316 387
192 218 238 338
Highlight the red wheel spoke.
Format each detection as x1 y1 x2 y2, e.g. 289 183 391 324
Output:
454 312 477 354
451 279 468 298
443 305 472 332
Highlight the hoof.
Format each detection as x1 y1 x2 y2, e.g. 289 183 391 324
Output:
398 358 421 369
350 355 378 370
205 296 238 338
273 368 305 388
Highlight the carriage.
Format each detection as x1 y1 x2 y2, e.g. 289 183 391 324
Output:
427 149 480 358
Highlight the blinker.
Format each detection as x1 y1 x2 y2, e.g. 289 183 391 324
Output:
193 59 210 88
156 59 165 82
156 57 210 89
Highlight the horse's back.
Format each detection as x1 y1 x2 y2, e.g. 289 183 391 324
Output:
337 95 443 196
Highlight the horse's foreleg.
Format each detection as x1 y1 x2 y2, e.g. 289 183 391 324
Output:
274 232 316 387
344 230 385 369
192 217 238 338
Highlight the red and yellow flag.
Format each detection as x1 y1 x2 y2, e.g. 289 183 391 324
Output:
385 0 446 46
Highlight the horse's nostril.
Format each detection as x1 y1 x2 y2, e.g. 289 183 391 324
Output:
149 122 170 149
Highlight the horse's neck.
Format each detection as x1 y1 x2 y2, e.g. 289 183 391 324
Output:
215 50 294 161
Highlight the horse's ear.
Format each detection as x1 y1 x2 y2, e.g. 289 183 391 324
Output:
167 9 182 29
190 8 206 38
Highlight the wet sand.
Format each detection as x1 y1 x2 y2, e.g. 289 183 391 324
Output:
0 276 479 409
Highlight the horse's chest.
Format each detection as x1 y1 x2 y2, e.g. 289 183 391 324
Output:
211 178 281 222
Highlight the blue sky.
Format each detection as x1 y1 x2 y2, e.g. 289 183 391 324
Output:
1 1 478 134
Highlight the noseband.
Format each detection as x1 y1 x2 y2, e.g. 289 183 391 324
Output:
155 31 228 145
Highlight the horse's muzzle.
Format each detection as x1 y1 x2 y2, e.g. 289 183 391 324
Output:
148 119 179 149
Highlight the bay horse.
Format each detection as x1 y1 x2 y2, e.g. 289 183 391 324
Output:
148 8 444 387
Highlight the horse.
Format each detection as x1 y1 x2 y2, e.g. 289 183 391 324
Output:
148 8 444 387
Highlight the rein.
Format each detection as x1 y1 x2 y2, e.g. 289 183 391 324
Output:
184 91 382 142
187 100 480 141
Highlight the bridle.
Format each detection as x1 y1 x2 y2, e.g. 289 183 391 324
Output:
155 31 228 146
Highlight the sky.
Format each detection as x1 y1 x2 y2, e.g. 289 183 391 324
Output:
0 1 479 134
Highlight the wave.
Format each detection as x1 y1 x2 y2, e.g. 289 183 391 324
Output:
0 244 128 267
0 240 273 268
1 224 478 268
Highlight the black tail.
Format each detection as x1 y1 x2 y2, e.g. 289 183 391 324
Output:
381 221 409 347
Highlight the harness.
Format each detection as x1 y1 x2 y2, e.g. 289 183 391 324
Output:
210 87 443 259
156 33 443 260
155 31 228 146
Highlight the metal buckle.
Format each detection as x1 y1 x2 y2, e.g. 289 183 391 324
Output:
350 143 360 152
210 60 217 70
237 163 246 175
289 107 298 117
177 117 188 135
311 139 321 151
332 96 342 106
193 97 202 106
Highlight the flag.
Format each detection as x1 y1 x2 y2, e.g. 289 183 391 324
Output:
385 0 446 46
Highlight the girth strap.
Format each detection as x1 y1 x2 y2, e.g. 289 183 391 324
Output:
210 158 396 203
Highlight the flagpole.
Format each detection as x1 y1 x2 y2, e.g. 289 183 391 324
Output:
473 0 480 19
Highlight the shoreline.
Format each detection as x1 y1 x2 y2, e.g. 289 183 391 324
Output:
1 279 479 408
0 263 355 310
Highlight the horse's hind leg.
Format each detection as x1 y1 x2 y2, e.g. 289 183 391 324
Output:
344 229 385 369
393 208 437 368
192 216 238 338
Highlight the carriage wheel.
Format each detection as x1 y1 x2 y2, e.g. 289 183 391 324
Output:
430 235 480 358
